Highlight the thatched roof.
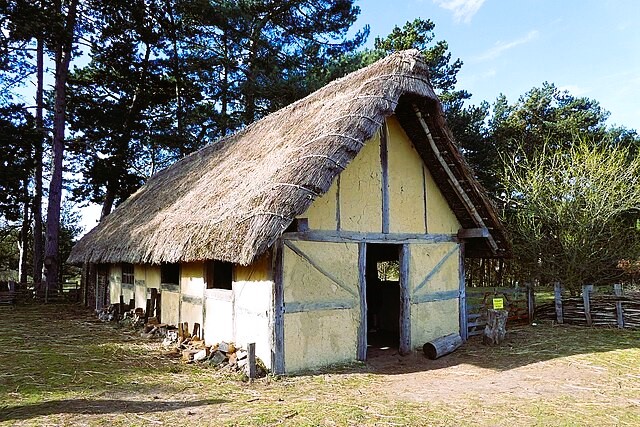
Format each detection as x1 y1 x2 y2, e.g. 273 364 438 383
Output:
69 50 509 266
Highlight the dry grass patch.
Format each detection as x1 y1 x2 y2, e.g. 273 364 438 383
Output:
0 305 639 426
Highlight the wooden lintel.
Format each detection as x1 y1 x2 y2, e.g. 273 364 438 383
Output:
457 228 490 239
282 230 457 244
411 289 459 304
284 300 354 313
181 294 203 305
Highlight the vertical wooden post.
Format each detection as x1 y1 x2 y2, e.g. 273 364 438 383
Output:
145 298 151 323
614 283 624 329
399 244 411 355
272 240 285 374
379 122 390 234
247 342 257 379
458 243 468 342
155 292 161 323
527 283 535 323
583 284 593 326
150 288 158 317
357 243 367 361
554 282 563 324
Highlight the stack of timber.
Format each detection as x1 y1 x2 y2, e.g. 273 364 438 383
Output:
536 287 640 329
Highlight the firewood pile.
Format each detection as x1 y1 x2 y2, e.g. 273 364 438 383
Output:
536 291 640 328
162 322 267 378
94 305 266 378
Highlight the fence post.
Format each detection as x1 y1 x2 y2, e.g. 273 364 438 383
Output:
554 282 563 324
582 284 593 326
614 283 624 329
527 283 535 323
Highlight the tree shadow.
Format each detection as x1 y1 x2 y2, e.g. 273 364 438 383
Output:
0 398 227 422
303 323 640 376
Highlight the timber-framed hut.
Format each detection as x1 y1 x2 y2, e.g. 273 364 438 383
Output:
69 50 509 373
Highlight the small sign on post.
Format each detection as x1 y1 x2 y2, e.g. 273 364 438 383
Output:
492 298 504 310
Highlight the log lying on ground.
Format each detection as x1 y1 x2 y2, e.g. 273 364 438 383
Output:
423 333 463 360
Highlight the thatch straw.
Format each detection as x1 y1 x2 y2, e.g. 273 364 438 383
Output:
68 50 508 266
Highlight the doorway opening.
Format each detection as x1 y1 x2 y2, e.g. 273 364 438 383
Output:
366 243 401 357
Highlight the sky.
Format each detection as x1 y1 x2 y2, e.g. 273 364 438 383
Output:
355 0 640 130
77 0 640 233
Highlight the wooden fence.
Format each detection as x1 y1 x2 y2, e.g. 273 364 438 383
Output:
536 283 640 328
466 286 534 336
0 280 80 304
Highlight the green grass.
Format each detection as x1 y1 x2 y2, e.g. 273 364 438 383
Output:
1 304 639 426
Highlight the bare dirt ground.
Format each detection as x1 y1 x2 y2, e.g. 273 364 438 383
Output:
1 305 639 426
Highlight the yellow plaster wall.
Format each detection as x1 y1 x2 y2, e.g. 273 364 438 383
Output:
145 265 161 289
409 243 460 294
300 180 338 231
425 166 461 233
282 240 360 372
387 116 427 233
108 265 122 304
161 291 180 326
235 252 271 282
339 132 382 232
411 299 459 347
409 243 461 348
181 262 205 296
284 309 359 372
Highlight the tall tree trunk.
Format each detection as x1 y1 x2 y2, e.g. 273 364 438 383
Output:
44 0 79 292
18 179 30 283
33 36 44 287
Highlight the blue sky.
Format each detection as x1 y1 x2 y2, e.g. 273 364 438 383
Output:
355 0 640 130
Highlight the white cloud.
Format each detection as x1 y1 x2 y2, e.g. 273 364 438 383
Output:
473 30 539 62
433 0 486 23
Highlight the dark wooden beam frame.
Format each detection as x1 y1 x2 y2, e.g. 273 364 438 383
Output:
399 244 411 355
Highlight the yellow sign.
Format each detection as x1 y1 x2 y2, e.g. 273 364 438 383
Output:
492 298 504 310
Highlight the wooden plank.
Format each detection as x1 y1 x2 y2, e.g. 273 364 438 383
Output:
247 342 257 379
614 283 624 329
412 289 459 304
554 282 563 324
357 242 367 361
284 240 357 298
583 284 593 326
413 244 459 296
422 165 428 233
459 243 468 341
399 244 411 355
160 283 179 293
273 240 285 374
457 228 489 239
282 230 457 244
379 121 390 234
527 283 535 323
284 300 355 313
181 294 203 305
336 174 341 231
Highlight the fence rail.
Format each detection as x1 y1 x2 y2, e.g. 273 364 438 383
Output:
0 280 80 304
466 286 534 336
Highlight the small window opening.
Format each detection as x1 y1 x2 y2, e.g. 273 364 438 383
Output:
161 263 180 285
376 261 399 281
206 260 233 290
122 263 134 285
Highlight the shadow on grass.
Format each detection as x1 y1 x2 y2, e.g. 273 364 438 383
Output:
291 323 640 377
0 398 227 422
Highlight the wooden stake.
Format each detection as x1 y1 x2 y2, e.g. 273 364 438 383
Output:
247 342 256 379
583 284 593 326
614 283 624 329
554 282 563 324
